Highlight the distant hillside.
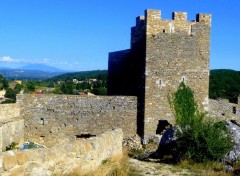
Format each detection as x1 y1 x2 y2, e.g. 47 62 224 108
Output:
209 69 240 102
0 64 72 80
17 64 69 73
47 70 108 82
0 69 66 80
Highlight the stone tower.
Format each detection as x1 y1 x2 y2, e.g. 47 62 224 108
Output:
108 9 211 140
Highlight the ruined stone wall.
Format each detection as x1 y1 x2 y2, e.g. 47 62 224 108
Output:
0 129 123 176
144 10 211 137
0 118 24 152
208 99 240 121
17 94 137 140
0 104 24 151
0 104 20 119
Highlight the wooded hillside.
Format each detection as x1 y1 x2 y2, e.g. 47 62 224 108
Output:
209 69 240 103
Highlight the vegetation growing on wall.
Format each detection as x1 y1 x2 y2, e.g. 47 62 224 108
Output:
171 82 234 162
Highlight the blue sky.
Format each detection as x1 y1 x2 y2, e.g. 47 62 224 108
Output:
0 0 239 71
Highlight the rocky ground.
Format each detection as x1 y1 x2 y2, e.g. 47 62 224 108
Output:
128 158 197 176
123 135 195 176
123 135 215 176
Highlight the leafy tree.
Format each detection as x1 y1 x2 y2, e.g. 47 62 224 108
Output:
24 81 36 93
14 84 23 94
48 82 54 88
76 82 91 91
61 82 74 94
2 78 9 89
76 83 82 91
5 88 17 101
91 87 107 95
0 75 9 90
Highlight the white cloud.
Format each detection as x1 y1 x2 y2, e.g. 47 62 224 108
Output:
0 56 14 62
0 56 50 64
42 58 49 63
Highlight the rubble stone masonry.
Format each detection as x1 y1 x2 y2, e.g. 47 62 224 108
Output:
0 104 24 151
0 104 20 119
0 129 123 175
208 99 240 121
17 94 137 140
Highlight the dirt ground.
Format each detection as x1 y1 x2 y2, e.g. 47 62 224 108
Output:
129 158 198 176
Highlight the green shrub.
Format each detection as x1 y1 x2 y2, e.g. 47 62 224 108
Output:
1 99 16 104
128 148 144 158
171 82 234 162
172 82 198 127
5 142 18 151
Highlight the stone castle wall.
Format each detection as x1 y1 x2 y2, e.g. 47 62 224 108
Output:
0 104 24 152
108 9 211 140
0 118 24 152
0 104 20 119
144 10 211 137
0 129 123 176
17 94 137 140
208 99 240 121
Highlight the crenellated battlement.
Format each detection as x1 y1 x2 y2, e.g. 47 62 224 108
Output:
136 16 145 26
172 12 187 21
132 9 211 38
142 9 211 24
145 9 161 20
197 13 212 25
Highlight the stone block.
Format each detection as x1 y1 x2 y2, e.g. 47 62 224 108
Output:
44 148 57 161
8 165 25 176
15 152 29 165
26 161 41 172
3 155 18 171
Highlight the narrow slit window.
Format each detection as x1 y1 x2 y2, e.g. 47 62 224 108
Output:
233 107 237 114
40 118 44 125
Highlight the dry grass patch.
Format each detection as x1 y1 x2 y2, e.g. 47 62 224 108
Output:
88 149 131 176
178 160 231 176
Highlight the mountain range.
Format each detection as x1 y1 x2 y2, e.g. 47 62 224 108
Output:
0 64 74 80
17 64 69 72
